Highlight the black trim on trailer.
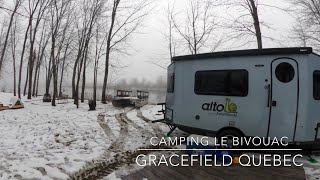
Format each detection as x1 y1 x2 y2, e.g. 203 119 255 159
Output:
293 59 300 142
314 123 320 141
267 57 300 142
172 47 313 61
174 123 218 136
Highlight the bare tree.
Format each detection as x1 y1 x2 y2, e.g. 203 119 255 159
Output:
165 2 177 60
149 2 180 71
49 0 72 106
290 0 320 50
18 0 41 98
58 33 73 97
248 0 262 49
222 0 265 49
0 0 22 75
32 20 50 96
172 0 220 55
93 23 107 102
101 0 152 104
27 0 50 99
53 7 73 98
10 19 19 96
71 0 102 107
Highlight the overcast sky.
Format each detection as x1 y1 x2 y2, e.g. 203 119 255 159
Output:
116 0 295 82
0 0 298 89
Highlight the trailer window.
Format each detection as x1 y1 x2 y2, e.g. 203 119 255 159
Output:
275 62 295 83
167 74 174 93
314 71 320 100
195 70 248 96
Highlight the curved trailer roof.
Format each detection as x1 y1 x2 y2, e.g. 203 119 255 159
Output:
172 47 318 62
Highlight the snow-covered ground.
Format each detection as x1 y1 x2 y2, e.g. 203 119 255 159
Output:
0 93 174 179
0 93 124 179
140 105 163 121
300 157 320 180
2 92 320 179
140 105 172 133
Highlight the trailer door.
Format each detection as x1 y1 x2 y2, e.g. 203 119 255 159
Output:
269 58 298 142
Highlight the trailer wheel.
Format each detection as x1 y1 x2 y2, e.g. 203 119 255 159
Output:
217 129 243 149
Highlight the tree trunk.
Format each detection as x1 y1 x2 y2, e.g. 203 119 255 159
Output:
72 61 77 100
28 8 44 99
18 23 31 98
27 24 34 99
75 58 84 108
51 35 56 106
102 0 120 104
33 22 46 97
36 67 40 96
249 0 262 49
101 51 110 104
81 48 89 102
27 50 35 99
32 59 40 96
52 67 58 106
59 49 67 97
93 45 98 102
12 34 17 96
72 40 84 100
81 64 86 102
93 65 97 102
32 62 39 96
13 53 17 96
45 57 52 95
23 65 29 96
59 42 70 96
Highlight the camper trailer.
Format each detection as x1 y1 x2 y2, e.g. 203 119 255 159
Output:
164 47 320 145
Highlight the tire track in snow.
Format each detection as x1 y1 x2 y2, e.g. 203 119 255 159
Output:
71 108 131 179
71 107 167 180
110 111 129 151
122 111 154 138
97 114 115 138
136 108 163 137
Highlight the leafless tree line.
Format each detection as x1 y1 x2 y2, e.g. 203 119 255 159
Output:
0 0 151 107
0 0 319 107
162 0 263 59
158 0 319 67
289 0 320 50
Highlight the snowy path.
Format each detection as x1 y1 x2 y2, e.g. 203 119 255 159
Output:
71 107 169 179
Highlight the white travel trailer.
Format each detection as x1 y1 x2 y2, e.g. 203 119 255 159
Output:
164 47 320 146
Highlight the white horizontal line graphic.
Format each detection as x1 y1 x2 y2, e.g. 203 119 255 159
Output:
137 149 302 151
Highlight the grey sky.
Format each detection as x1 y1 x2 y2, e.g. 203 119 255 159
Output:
120 0 295 82
0 0 299 89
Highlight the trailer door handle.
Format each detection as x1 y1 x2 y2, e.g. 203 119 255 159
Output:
266 84 271 107
272 101 277 107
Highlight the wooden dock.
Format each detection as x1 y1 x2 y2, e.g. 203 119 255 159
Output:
122 159 305 180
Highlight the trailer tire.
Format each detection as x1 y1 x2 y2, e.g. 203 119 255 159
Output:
217 129 243 149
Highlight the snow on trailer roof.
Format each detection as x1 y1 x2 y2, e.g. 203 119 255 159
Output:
172 47 315 61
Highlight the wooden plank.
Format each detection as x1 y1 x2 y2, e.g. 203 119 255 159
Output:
123 163 305 180
121 172 143 180
136 166 164 179
0 106 9 111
